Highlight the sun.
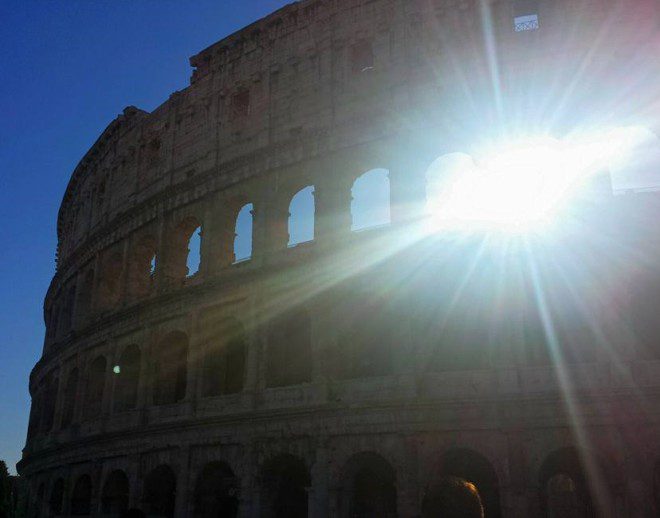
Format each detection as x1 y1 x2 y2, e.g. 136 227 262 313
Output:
426 128 648 233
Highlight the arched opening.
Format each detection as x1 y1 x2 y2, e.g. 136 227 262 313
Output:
153 331 188 405
101 469 129 514
129 235 157 298
40 372 58 433
27 391 41 441
342 452 397 518
422 476 485 518
34 482 45 518
288 186 315 246
70 475 92 516
169 217 202 280
49 478 64 516
261 454 310 518
233 203 253 263
202 319 246 398
61 368 78 428
76 268 94 324
193 461 239 518
266 310 312 388
60 284 76 333
653 460 660 517
336 297 395 379
143 465 176 518
425 152 476 219
84 356 106 419
113 344 141 412
98 250 123 309
539 448 596 518
187 225 202 277
351 168 390 231
425 449 500 518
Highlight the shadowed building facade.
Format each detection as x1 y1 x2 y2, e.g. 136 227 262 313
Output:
18 0 660 516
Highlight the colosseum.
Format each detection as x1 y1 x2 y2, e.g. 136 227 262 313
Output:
18 0 660 516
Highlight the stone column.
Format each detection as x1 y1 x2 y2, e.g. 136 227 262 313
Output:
313 165 353 245
174 446 191 516
187 310 203 405
388 154 428 226
127 454 142 509
310 441 330 518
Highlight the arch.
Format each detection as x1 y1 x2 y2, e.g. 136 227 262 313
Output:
128 234 157 297
341 452 397 518
84 356 106 419
233 203 253 262
27 390 41 440
351 168 390 231
34 482 45 518
266 310 312 388
101 469 129 514
425 152 476 218
49 478 65 515
335 297 395 379
60 284 76 333
187 225 202 277
76 268 94 324
153 331 188 405
193 461 239 518
425 448 500 518
260 454 310 518
539 448 596 517
98 250 124 308
422 476 485 518
288 186 315 246
143 464 176 518
202 319 246 397
113 344 141 412
70 474 92 515
61 368 79 427
40 372 58 432
653 460 660 517
169 216 202 280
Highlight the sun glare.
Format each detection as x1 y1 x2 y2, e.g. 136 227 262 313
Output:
426 127 648 232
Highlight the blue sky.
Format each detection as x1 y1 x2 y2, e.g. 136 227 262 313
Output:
0 0 291 474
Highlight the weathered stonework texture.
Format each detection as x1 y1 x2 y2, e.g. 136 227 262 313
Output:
19 0 660 516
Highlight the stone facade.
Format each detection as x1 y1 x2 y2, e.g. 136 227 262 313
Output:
18 0 660 516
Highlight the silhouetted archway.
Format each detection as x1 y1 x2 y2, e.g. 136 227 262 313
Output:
288 186 315 246
84 356 106 419
202 318 246 397
351 168 390 231
342 452 397 518
266 311 312 388
425 449 500 518
653 460 660 517
143 465 176 517
539 448 596 518
101 469 129 514
70 474 92 515
193 461 239 518
49 478 64 516
113 344 140 412
153 331 188 405
261 454 310 518
61 368 78 427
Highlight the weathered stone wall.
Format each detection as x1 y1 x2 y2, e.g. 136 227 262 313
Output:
20 0 660 516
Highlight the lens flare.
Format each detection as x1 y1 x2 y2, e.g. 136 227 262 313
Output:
426 127 650 232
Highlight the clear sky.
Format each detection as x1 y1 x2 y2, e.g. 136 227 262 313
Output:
0 0 292 475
